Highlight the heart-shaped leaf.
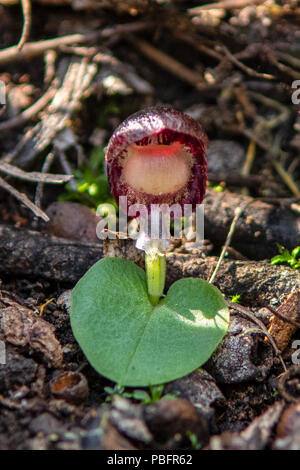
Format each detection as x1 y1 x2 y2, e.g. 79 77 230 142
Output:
70 258 229 386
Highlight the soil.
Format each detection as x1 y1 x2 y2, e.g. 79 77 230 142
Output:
0 0 299 451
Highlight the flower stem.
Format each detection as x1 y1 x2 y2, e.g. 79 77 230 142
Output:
145 248 166 306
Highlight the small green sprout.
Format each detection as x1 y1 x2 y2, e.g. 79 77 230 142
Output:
213 184 225 192
104 384 129 402
104 384 178 404
60 145 116 207
270 244 300 270
230 294 241 303
129 385 168 404
186 431 201 450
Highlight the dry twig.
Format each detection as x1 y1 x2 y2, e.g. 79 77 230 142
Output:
188 0 266 13
44 50 57 85
241 139 256 196
209 201 249 284
17 0 32 50
207 172 261 187
0 175 49 221
171 31 223 61
0 161 72 184
2 58 97 168
0 81 58 132
134 39 206 90
229 301 287 372
241 128 300 198
220 45 274 80
34 152 56 208
0 22 152 66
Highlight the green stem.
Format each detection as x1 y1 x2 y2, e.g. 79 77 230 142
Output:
145 249 166 306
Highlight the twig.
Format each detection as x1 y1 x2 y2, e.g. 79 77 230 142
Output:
56 149 78 192
0 161 72 183
134 39 206 90
290 202 300 215
272 159 300 198
264 49 300 80
219 45 274 80
288 157 300 176
266 305 300 330
228 301 287 372
249 91 290 131
276 51 300 70
188 0 266 13
0 82 57 132
34 152 56 208
241 139 256 196
2 58 97 168
44 50 57 85
91 49 154 95
172 31 223 61
0 33 88 66
59 45 99 58
207 171 261 187
17 0 31 50
234 85 257 119
0 22 152 66
241 128 300 197
0 394 23 410
0 175 49 221
38 297 55 316
0 125 38 164
209 201 249 284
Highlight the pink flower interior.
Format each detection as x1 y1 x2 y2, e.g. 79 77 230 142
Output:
122 140 192 196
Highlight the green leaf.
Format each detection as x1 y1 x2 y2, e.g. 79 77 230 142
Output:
271 245 300 270
270 255 285 265
70 258 229 387
291 246 300 259
290 259 300 269
149 384 164 401
282 249 292 261
131 390 151 402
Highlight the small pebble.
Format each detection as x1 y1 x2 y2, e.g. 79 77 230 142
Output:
46 201 101 243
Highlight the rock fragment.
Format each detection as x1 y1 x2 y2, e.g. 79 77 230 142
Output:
205 315 273 384
143 398 208 448
165 368 225 423
0 297 63 368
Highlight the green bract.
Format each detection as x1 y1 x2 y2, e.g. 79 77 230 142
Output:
70 257 229 386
